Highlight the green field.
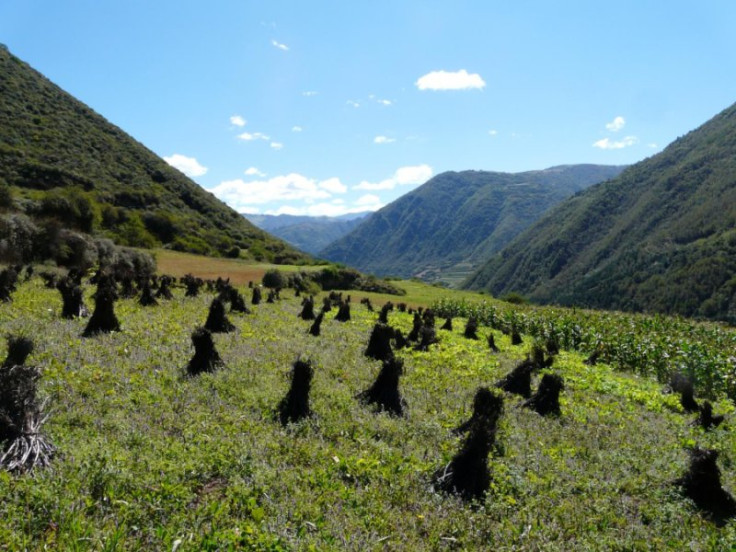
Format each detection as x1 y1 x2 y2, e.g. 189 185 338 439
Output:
0 271 735 550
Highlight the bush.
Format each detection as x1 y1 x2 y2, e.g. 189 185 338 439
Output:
0 213 41 263
501 292 527 305
53 229 98 270
262 269 286 290
0 182 13 209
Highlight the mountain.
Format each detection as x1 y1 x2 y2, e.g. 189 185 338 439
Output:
465 102 736 322
0 45 307 264
244 212 370 254
319 165 625 285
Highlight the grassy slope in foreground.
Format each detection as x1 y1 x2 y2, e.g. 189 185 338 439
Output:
0 278 734 549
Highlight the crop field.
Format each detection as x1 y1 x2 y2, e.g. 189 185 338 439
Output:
0 273 735 550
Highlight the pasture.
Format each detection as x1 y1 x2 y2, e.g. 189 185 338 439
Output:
0 269 734 550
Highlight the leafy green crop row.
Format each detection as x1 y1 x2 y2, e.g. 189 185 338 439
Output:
432 298 736 401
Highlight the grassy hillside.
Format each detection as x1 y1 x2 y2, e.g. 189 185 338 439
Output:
0 45 307 264
245 213 370 255
320 165 624 285
0 272 735 549
466 102 736 322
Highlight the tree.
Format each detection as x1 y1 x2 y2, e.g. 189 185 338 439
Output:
262 268 286 290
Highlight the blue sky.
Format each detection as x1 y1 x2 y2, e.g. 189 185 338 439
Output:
2 1 736 216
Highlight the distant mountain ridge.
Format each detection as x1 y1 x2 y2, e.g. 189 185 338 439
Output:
0 45 307 263
244 212 370 254
319 165 625 285
465 102 736 322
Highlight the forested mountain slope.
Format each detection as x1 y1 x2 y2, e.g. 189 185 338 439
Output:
0 45 307 263
320 165 624 284
466 102 736 322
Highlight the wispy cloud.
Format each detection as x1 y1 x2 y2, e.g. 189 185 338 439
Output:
378 99 393 106
415 69 486 91
230 115 246 127
592 136 639 150
302 91 318 97
346 100 360 108
292 126 303 132
270 142 284 150
605 116 626 132
488 129 498 136
237 131 270 141
245 167 266 177
374 135 396 144
271 39 289 51
163 154 207 177
354 164 433 191
319 177 348 194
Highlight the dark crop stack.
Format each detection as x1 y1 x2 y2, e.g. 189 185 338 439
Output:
675 448 736 524
0 337 54 472
299 296 316 320
186 327 224 376
523 373 564 416
251 286 262 305
335 300 351 322
358 357 406 417
308 310 324 337
57 276 89 318
138 280 158 307
83 274 120 337
496 360 536 398
433 394 503 501
464 317 479 340
364 323 396 362
204 297 235 333
454 387 504 435
155 275 174 300
278 358 314 425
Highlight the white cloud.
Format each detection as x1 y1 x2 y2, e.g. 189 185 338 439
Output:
211 173 335 209
648 143 658 149
271 39 289 51
355 194 381 206
346 100 360 108
270 142 284 150
592 136 639 150
230 115 246 127
237 131 270 141
163 154 208 177
374 135 396 144
354 164 433 191
488 129 498 136
605 116 626 132
378 99 393 106
292 126 303 132
302 91 318 97
415 69 486 91
319 177 348 194
244 167 266 177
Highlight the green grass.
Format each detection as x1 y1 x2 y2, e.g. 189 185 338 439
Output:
0 278 735 550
